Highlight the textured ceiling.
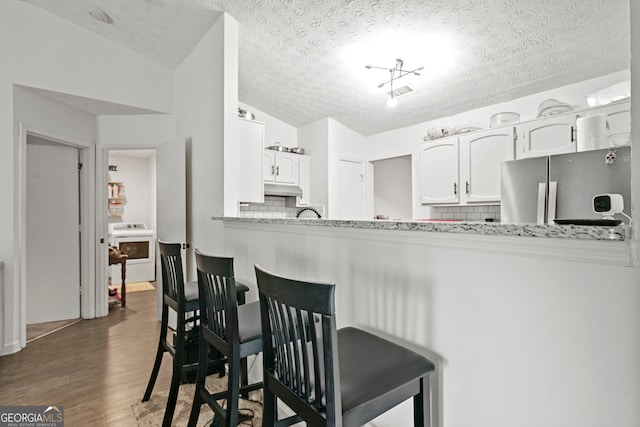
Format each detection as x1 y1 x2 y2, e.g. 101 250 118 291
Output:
18 0 630 136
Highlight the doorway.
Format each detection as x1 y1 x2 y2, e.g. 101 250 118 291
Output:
15 122 96 351
25 135 81 335
372 155 412 220
105 149 157 306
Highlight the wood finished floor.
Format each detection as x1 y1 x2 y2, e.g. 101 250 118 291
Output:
0 289 173 426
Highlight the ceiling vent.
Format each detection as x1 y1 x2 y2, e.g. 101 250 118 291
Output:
385 84 416 99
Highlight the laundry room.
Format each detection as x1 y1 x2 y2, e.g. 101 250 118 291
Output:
107 150 157 301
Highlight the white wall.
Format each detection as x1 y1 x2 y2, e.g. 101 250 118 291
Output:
175 13 238 280
238 101 298 149
0 1 175 354
299 118 330 208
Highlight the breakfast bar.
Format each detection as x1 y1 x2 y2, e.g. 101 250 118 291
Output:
212 216 640 427
216 216 630 240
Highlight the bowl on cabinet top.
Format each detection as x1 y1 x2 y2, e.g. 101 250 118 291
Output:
537 99 573 118
454 122 485 134
490 112 520 128
265 142 290 152
290 147 305 154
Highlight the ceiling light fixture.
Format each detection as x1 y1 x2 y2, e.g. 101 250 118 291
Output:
365 59 423 108
88 7 114 24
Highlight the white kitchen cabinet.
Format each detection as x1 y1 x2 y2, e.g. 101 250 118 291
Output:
459 127 515 203
417 101 630 207
238 118 264 203
297 154 311 206
515 114 576 159
418 138 460 204
263 150 299 185
579 100 631 147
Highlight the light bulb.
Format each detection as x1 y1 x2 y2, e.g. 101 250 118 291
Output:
386 97 398 108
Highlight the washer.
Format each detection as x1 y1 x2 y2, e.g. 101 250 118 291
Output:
108 222 156 283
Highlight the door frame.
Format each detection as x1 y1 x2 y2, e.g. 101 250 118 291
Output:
16 121 96 349
94 114 184 321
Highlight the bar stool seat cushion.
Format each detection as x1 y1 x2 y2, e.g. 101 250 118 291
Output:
338 327 435 425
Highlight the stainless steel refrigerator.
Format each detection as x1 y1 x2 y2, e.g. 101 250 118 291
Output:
500 147 631 224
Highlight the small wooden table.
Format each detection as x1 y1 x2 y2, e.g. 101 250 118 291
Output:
109 249 128 308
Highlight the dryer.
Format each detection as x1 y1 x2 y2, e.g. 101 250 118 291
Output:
108 222 155 283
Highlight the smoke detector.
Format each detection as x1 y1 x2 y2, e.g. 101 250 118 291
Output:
88 7 113 24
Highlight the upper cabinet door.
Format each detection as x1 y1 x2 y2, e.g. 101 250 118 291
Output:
459 128 515 203
263 149 277 183
419 138 459 204
516 114 576 159
274 152 299 184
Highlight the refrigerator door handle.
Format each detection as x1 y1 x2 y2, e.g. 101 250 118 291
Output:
547 181 557 225
537 182 546 224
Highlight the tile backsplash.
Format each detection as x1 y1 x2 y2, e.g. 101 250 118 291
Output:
430 205 501 222
239 196 324 218
240 197 498 222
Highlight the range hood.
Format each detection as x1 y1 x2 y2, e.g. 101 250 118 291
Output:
264 183 303 197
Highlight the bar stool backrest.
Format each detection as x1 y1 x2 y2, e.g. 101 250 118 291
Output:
158 241 186 313
194 250 239 351
255 264 341 426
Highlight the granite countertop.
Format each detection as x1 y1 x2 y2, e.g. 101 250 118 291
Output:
213 217 629 241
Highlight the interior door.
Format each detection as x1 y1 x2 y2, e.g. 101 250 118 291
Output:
337 158 366 219
26 138 80 324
